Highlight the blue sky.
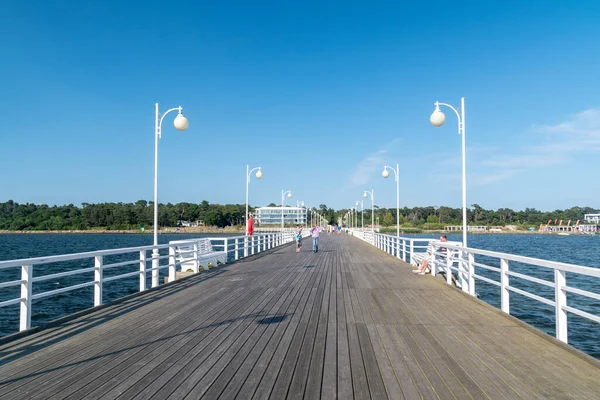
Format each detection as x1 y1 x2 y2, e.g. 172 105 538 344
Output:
0 1 599 212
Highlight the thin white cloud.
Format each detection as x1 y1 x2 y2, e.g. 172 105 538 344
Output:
349 139 401 187
471 108 600 185
349 149 387 186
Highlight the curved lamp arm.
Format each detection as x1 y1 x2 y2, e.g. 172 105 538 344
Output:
435 101 462 134
157 106 183 138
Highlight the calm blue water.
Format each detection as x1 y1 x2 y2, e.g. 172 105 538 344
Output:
0 233 599 359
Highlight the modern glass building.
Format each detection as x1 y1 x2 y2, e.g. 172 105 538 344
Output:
255 206 307 226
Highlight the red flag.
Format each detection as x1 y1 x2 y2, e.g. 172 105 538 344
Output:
247 216 254 235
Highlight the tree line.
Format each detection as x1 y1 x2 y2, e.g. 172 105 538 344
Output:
340 204 599 229
0 200 250 230
0 200 597 231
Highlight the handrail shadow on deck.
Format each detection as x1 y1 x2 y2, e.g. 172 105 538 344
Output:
0 268 229 363
0 312 291 386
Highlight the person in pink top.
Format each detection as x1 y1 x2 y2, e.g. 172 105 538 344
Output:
310 225 320 252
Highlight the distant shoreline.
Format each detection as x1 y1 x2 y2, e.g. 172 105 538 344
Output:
0 227 245 235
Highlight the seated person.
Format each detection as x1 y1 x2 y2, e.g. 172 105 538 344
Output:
413 235 448 275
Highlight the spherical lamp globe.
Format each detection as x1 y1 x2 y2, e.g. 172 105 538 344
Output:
382 168 390 178
430 109 446 127
287 192 292 198
256 169 263 179
174 113 189 131
363 192 368 198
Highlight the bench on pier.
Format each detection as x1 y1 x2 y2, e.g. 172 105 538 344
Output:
411 241 462 269
173 238 227 272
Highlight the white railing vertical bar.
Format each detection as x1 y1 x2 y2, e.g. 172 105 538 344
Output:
139 250 146 292
193 243 200 272
500 258 510 314
234 238 239 260
555 269 568 343
168 246 176 283
446 252 452 285
244 237 248 258
94 255 103 307
224 238 229 260
251 236 255 255
152 249 159 288
20 264 33 331
458 251 467 293
402 239 407 262
468 252 475 296
409 240 414 265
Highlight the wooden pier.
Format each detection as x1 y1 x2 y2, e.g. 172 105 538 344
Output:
0 234 599 399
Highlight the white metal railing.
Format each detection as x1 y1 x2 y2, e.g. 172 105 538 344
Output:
352 231 600 345
0 232 294 334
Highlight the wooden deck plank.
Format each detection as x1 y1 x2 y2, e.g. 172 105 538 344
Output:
250 253 327 399
210 262 315 399
42 261 298 400
188 263 313 399
320 252 338 399
0 234 599 399
0 281 243 399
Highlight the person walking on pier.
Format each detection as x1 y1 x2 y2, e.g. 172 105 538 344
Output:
295 225 303 253
310 225 320 252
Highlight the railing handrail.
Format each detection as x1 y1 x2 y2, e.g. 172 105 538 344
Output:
351 229 600 349
432 241 600 278
0 239 202 269
0 232 294 334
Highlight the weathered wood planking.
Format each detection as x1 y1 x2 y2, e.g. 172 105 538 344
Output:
0 233 599 399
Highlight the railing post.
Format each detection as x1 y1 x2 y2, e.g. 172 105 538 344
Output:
468 252 475 296
244 236 248 257
409 240 414 265
139 250 147 292
193 243 200 273
224 238 229 263
402 239 407 262
430 246 437 277
251 236 255 255
152 247 159 288
20 264 33 331
555 269 568 343
458 250 467 292
94 255 103 306
235 238 239 260
168 245 176 283
500 258 510 314
396 237 400 259
446 248 452 285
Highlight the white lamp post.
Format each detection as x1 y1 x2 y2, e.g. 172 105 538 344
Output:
281 189 292 231
153 103 188 287
363 189 374 233
430 98 467 247
382 163 400 237
245 165 263 235
355 200 364 230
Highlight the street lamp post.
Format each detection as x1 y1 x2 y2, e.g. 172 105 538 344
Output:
281 190 292 231
153 103 188 287
245 165 263 235
355 200 364 230
382 163 400 237
430 97 467 247
363 189 374 233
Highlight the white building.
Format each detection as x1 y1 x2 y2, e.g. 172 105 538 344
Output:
255 206 307 226
583 214 600 224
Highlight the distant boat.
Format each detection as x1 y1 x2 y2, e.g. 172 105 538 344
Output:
557 232 570 236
